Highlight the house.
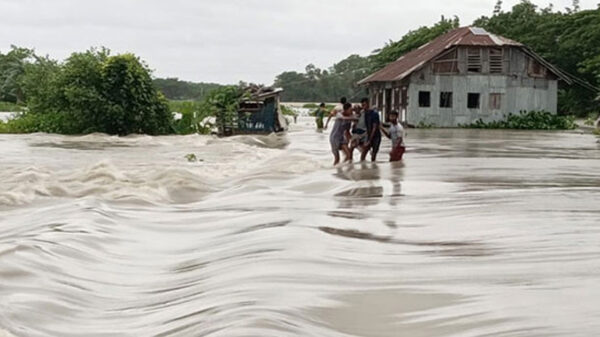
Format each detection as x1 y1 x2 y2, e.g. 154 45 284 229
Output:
218 87 288 136
358 27 571 127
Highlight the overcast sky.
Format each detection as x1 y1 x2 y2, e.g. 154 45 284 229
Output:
1 0 597 84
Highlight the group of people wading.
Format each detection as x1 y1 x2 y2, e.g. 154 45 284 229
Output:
314 97 406 166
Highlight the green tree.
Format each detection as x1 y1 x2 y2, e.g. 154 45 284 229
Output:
100 54 172 135
369 16 460 71
17 48 172 135
475 2 600 115
274 71 311 101
0 45 34 104
203 85 248 132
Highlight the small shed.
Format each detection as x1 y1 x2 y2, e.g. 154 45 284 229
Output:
219 87 288 136
358 27 572 127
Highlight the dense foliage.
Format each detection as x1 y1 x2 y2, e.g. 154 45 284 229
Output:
369 16 460 72
153 78 222 101
203 86 249 133
462 110 577 130
0 46 33 104
274 55 371 102
272 2 599 116
1 48 173 135
474 1 600 116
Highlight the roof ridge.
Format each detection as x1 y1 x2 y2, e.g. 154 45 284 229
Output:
359 26 525 84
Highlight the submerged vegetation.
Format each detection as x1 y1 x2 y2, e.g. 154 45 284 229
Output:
169 100 212 135
279 105 296 116
462 111 577 130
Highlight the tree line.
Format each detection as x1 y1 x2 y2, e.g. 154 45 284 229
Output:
152 78 223 101
1 0 598 136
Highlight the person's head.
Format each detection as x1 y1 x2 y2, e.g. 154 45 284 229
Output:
340 97 347 105
319 102 326 110
343 102 353 115
361 98 369 110
389 110 399 123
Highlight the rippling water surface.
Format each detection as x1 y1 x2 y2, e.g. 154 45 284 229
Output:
1 117 600 337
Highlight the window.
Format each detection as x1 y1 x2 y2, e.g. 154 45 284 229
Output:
467 93 480 109
433 49 459 74
528 58 546 78
467 48 482 73
440 92 453 108
489 93 502 110
489 48 504 74
418 91 431 107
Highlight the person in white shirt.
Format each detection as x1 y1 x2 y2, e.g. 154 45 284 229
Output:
381 110 405 162
324 97 347 130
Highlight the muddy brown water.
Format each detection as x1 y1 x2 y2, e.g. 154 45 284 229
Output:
1 117 600 336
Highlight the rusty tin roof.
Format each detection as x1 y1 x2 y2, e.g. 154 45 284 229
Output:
359 27 529 84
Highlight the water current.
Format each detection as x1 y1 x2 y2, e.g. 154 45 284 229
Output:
1 117 600 336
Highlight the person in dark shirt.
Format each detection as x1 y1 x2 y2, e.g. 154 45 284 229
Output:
359 98 381 162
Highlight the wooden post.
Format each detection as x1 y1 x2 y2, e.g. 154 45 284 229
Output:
382 89 386 121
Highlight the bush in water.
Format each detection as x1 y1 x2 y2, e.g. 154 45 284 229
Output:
169 100 214 135
280 105 296 116
0 101 25 112
462 111 577 130
0 111 73 134
2 48 172 135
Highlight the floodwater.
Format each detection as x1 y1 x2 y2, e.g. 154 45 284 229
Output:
1 117 600 337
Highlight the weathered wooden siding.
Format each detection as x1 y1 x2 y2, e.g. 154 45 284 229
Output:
404 47 558 127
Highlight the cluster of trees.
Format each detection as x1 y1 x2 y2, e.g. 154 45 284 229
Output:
0 47 172 135
273 54 372 102
153 77 222 101
475 1 600 115
0 45 265 136
273 1 600 116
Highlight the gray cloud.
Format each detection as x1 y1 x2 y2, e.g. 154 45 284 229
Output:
1 0 597 84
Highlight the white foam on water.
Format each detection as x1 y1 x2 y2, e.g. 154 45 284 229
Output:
0 329 16 337
2 122 600 336
0 131 328 206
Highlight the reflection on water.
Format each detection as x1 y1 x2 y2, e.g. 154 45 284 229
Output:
1 118 600 336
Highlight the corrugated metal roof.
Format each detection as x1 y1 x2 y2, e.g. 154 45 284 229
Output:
359 26 524 84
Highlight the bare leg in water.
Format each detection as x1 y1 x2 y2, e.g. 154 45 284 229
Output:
341 144 352 163
332 150 340 166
